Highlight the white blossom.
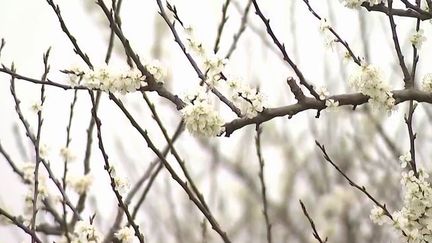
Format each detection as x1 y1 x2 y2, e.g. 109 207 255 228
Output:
21 162 35 182
370 205 386 225
145 60 167 84
340 0 365 9
399 152 412 169
60 147 76 162
68 66 146 94
73 220 102 243
325 99 339 111
68 174 93 195
319 18 330 33
115 226 135 243
30 102 42 113
422 73 432 92
349 62 395 112
316 86 330 100
225 78 265 118
203 55 227 75
340 0 385 8
185 26 207 57
372 165 432 242
181 100 225 137
410 29 426 49
109 166 130 195
39 143 49 159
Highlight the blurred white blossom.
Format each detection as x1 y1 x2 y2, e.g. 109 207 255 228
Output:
399 152 412 169
410 29 426 49
60 147 76 162
68 174 93 195
370 206 386 225
73 220 102 243
422 73 432 92
325 99 339 111
109 166 130 195
316 86 330 100
145 60 167 84
115 226 135 243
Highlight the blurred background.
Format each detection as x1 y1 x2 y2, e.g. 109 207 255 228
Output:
1 0 431 242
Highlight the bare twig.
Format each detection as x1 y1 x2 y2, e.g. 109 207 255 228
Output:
299 200 327 243
387 0 411 86
225 0 252 59
255 125 272 243
46 0 93 69
214 0 231 54
251 0 320 99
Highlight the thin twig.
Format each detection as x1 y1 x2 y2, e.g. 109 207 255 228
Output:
89 91 146 243
214 0 231 54
299 200 327 243
0 207 43 243
31 48 50 243
251 0 320 99
225 0 252 59
255 125 272 243
314 141 396 223
387 0 411 86
46 0 93 69
109 95 232 243
302 0 362 65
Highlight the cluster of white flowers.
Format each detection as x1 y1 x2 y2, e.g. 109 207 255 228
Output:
145 60 167 84
422 73 432 92
316 86 330 100
318 18 336 50
60 147 76 162
349 62 395 112
68 174 93 195
226 79 265 118
20 162 49 218
109 166 130 195
71 220 102 243
370 205 387 225
115 226 135 243
67 66 147 94
340 0 385 9
325 99 340 111
181 26 265 137
370 156 432 242
30 101 42 113
410 29 427 49
181 92 225 137
399 152 412 169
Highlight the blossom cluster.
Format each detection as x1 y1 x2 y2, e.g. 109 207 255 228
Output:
348 62 395 112
370 155 432 242
180 26 266 136
109 166 130 195
70 220 103 243
67 61 167 94
67 174 93 195
20 162 49 219
422 73 432 92
410 29 427 49
226 79 265 118
114 226 135 243
181 88 225 137
340 0 386 9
